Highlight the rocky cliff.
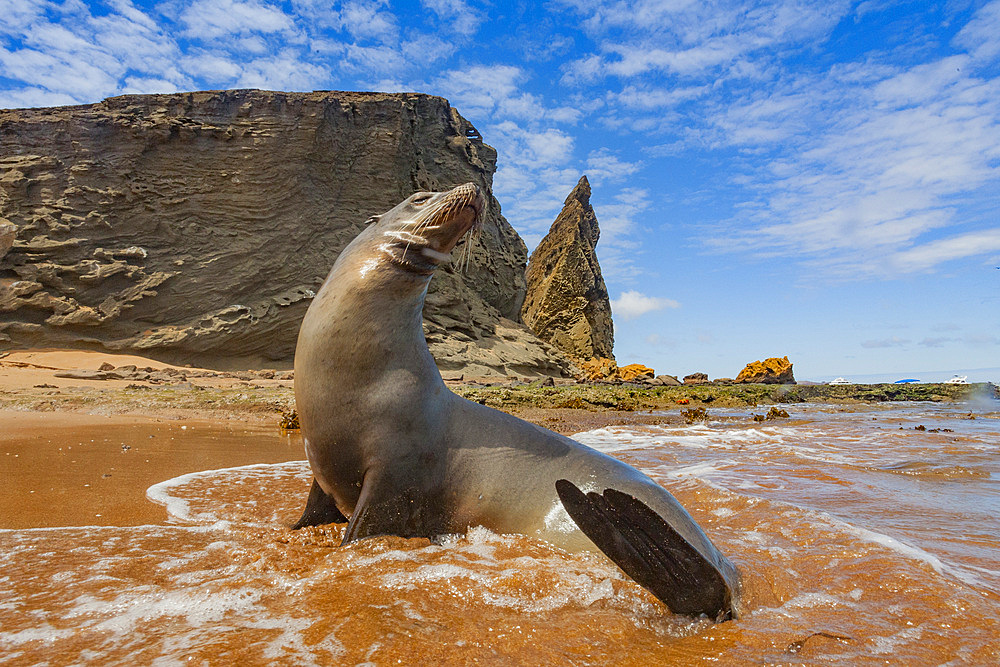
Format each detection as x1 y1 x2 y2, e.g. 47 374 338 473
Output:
0 89 573 376
520 175 614 361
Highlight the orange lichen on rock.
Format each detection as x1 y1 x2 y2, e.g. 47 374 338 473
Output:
735 356 796 384
618 364 655 382
576 357 619 382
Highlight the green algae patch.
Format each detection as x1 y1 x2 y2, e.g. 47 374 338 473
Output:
453 382 996 412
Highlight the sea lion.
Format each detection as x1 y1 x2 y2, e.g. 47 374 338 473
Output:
293 183 740 620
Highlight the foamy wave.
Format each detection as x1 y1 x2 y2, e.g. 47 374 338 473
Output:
573 424 788 454
146 460 309 524
378 527 634 614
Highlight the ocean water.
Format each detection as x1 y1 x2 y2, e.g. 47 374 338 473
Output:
2 401 998 665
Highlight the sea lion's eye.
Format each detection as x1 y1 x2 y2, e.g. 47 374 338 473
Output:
364 215 381 226
412 194 433 205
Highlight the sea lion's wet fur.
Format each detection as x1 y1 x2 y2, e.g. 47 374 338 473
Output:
293 184 740 619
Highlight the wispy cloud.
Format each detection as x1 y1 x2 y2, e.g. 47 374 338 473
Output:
555 1 1000 280
887 228 1000 273
611 290 680 320
696 48 1000 278
560 0 850 82
585 149 642 182
178 0 295 39
861 336 910 349
953 0 1000 63
421 0 485 37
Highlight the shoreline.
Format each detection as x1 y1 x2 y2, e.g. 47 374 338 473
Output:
1 348 997 530
2 350 995 429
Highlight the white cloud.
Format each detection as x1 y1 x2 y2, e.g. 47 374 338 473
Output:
611 290 680 320
703 43 1000 277
233 52 328 90
887 228 1000 273
120 76 184 95
421 0 484 37
433 65 525 118
0 86 79 109
181 52 244 83
339 0 401 43
953 0 1000 64
559 0 851 80
0 1 188 104
592 187 649 246
612 83 708 109
552 3 1000 282
400 34 455 66
0 0 49 36
179 0 295 40
585 149 641 182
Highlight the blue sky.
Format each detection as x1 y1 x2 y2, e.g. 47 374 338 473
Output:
2 0 998 381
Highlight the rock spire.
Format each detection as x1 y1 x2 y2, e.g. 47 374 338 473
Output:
521 176 615 360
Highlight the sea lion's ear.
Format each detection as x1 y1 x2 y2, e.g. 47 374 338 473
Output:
364 215 381 226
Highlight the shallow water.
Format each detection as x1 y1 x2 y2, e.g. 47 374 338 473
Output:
2 402 999 665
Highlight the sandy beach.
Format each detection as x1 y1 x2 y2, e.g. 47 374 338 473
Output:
0 350 294 529
3 349 999 664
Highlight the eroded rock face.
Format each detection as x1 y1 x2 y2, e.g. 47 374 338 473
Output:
735 356 796 384
0 90 571 376
0 220 14 260
521 175 614 361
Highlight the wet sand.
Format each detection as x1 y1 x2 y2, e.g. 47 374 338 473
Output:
0 411 306 528
3 402 998 665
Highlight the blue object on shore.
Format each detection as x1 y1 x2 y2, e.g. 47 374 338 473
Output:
894 379 920 384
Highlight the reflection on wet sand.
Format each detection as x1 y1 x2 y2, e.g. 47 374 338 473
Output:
1 403 999 664
0 412 305 528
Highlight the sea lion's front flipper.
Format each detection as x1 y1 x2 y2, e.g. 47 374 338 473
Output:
340 472 436 545
292 478 348 529
555 479 735 621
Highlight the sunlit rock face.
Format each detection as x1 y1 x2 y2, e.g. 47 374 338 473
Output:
735 357 796 384
521 175 614 363
0 89 572 376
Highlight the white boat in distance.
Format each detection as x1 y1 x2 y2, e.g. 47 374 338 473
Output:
829 377 851 385
945 375 969 385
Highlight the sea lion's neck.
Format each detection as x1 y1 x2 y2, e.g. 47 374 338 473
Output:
297 249 438 388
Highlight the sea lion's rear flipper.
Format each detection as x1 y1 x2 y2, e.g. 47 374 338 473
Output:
555 479 735 621
292 478 348 529
340 473 436 545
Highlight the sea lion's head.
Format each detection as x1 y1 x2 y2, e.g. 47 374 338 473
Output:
360 183 486 277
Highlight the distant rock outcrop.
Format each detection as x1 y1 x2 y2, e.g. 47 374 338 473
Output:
735 356 796 384
683 372 710 385
619 363 655 382
521 175 614 361
0 89 573 376
577 357 619 382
